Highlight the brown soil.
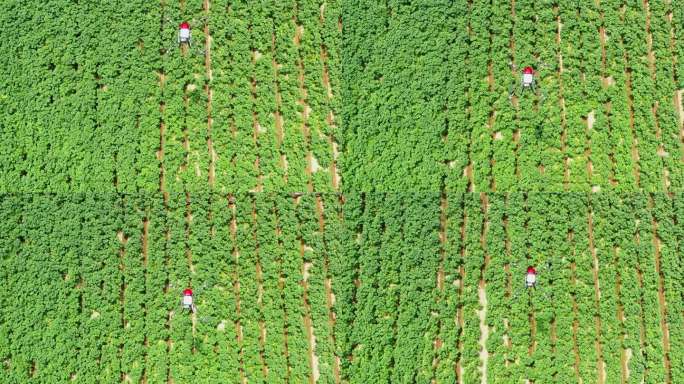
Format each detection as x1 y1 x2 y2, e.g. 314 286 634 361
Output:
294 37 314 192
477 194 490 384
157 71 166 193
585 111 595 182
570 261 583 383
613 247 629 384
313 196 341 384
293 194 319 384
204 0 215 186
249 51 263 192
587 209 606 384
502 208 513 366
633 223 649 380
619 4 641 187
456 205 467 384
650 216 672 382
676 90 684 163
270 32 289 186
229 198 247 384
433 194 448 377
252 201 269 378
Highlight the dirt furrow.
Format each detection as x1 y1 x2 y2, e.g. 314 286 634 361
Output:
229 197 247 384
142 217 149 384
587 207 605 384
456 199 467 384
293 195 319 384
555 7 569 189
270 33 288 184
650 211 672 382
117 228 128 383
204 0 215 187
568 230 582 383
314 195 341 384
273 200 292 380
509 0 521 182
252 199 269 378
615 246 628 384
432 192 448 380
619 6 641 188
633 221 649 380
293 20 314 192
597 7 619 187
502 200 513 366
250 47 263 192
157 73 166 194
320 45 341 191
643 0 671 192
477 194 490 384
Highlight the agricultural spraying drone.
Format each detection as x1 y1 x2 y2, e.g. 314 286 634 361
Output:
508 62 548 105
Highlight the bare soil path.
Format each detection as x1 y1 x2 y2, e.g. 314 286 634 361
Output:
509 0 522 182
502 200 513 366
314 195 342 384
117 228 128 383
555 6 569 189
615 246 629 384
203 0 215 187
270 32 288 184
650 209 672 383
250 45 263 192
568 232 582 383
142 217 150 384
273 201 292 380
619 6 641 188
294 195 320 384
456 199 467 384
252 199 269 378
633 219 649 381
433 192 448 380
587 207 606 384
293 19 314 192
477 194 490 384
229 197 247 384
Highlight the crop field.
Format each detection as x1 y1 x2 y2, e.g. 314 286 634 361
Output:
1 192 682 383
2 0 684 384
0 0 341 193
343 0 684 192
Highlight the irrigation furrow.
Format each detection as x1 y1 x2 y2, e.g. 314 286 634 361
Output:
142 216 150 384
432 191 448 381
477 193 490 383
509 0 521 182
294 195 320 384
203 0 215 187
568 238 582 382
314 195 342 384
456 197 467 384
650 202 672 382
252 197 269 378
555 6 569 189
502 198 513 367
270 31 288 185
293 8 314 192
618 5 642 188
250 46 263 192
587 205 606 384
273 199 292 381
229 197 247 384
117 225 128 383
